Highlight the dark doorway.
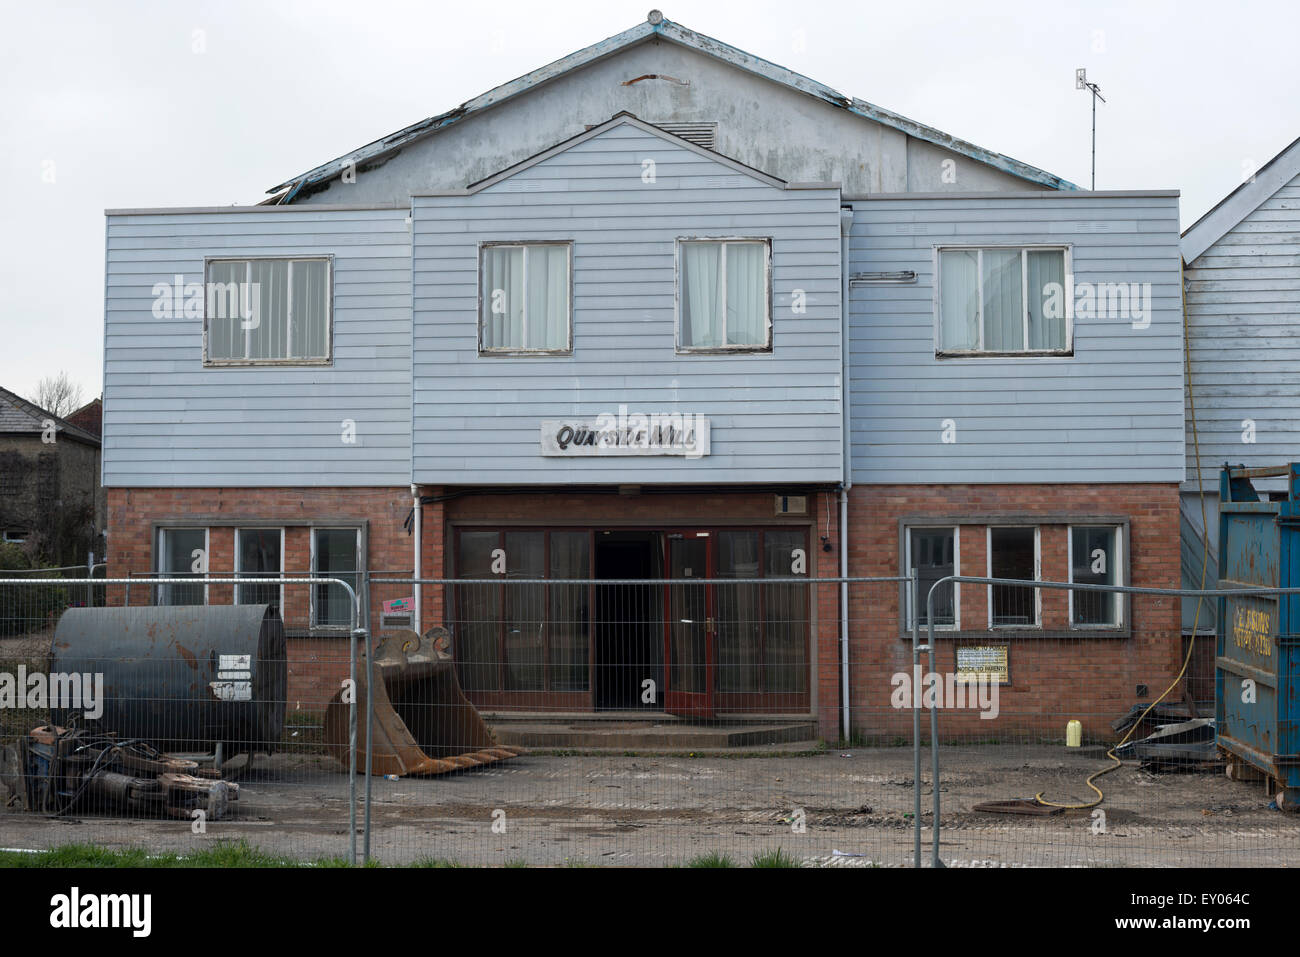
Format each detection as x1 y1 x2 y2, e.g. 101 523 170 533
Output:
594 531 664 710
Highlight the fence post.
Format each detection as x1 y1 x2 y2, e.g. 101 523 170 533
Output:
910 568 921 868
364 591 375 866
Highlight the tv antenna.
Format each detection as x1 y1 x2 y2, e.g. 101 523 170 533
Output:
1076 68 1106 190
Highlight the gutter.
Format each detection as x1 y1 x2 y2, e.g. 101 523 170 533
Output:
839 206 854 743
411 483 422 634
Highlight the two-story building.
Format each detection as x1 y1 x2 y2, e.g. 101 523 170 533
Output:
102 13 1186 741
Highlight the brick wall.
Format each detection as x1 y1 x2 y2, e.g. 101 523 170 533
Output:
105 486 417 713
844 483 1183 743
104 482 1183 744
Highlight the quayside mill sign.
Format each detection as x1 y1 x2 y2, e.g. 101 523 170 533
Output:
540 407 710 458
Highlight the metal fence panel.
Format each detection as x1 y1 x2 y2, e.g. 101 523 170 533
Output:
920 576 1300 867
0 576 363 865
362 575 920 867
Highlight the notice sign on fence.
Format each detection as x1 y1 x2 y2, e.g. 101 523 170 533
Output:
955 645 1009 684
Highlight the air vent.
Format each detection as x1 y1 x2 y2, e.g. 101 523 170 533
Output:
775 494 808 516
655 122 718 149
584 121 718 149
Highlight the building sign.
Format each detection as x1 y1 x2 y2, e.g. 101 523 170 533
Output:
955 645 1009 684
540 408 710 458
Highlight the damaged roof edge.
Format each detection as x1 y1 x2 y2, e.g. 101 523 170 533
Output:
268 16 1075 200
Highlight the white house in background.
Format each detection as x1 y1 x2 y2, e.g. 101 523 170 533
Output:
1180 135 1300 634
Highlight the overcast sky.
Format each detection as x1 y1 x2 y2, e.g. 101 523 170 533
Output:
2 0 1296 404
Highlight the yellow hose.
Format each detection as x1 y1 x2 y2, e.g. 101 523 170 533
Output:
1034 260 1210 811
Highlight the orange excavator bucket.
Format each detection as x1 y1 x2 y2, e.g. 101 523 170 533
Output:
324 627 524 776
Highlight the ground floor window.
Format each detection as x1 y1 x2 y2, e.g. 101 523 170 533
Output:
988 526 1039 627
236 528 284 609
312 527 359 628
1070 525 1123 626
455 529 591 694
906 526 958 629
715 529 809 696
157 527 207 605
452 526 809 709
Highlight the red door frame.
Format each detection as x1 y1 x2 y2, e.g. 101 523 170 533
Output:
663 530 715 718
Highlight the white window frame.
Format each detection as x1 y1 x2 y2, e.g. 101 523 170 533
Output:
477 241 574 356
933 244 1073 357
203 255 334 366
157 526 209 606
986 525 1041 629
2 530 27 544
675 237 774 354
905 525 961 631
235 527 285 610
1068 524 1125 628
309 526 362 629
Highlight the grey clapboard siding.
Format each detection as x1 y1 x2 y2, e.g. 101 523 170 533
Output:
1183 176 1300 491
848 194 1185 483
411 120 843 484
103 208 411 487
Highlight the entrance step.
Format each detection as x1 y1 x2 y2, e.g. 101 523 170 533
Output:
484 714 818 750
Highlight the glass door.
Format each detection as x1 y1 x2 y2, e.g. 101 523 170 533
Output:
664 531 714 717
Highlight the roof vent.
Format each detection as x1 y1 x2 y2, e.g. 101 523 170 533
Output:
655 122 717 149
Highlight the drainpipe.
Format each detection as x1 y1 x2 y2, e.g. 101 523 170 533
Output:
411 483 422 634
839 205 854 743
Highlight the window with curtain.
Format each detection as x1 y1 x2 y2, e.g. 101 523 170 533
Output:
205 258 330 363
937 247 1068 355
479 243 572 353
678 239 770 351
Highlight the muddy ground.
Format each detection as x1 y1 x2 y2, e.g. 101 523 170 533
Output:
2 745 1295 867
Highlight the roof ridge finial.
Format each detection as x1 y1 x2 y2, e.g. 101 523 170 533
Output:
647 10 664 25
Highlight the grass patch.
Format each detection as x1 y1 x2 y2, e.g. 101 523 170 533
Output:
684 852 737 868
0 840 352 869
750 848 799 868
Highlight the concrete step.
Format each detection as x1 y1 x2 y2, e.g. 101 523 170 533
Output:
488 718 818 750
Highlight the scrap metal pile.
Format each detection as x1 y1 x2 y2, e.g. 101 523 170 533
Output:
1 725 237 819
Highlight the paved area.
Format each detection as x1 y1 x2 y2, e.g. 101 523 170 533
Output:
2 745 1297 866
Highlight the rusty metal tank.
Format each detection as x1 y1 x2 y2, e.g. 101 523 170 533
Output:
49 604 286 756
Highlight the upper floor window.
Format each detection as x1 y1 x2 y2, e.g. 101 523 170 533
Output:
677 239 771 353
204 257 331 364
936 246 1069 356
479 242 572 354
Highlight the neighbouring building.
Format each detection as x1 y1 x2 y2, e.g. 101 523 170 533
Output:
102 13 1185 740
1178 134 1300 699
0 386 103 565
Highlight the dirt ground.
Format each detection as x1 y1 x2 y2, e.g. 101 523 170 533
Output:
2 745 1296 867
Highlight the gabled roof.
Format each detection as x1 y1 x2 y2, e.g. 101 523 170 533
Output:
269 13 1076 201
1182 134 1300 264
423 113 797 196
0 386 101 446
66 397 103 439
